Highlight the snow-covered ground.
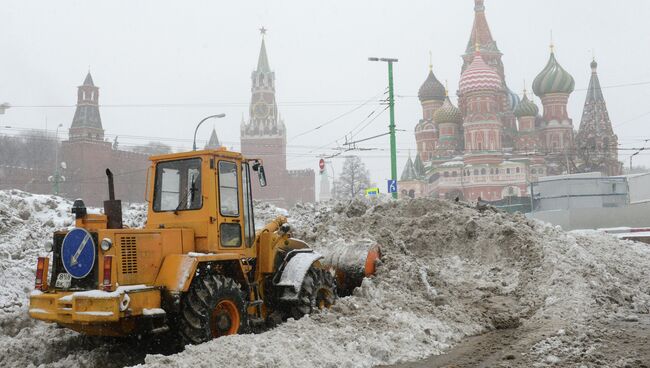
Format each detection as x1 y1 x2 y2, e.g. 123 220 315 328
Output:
1 190 649 367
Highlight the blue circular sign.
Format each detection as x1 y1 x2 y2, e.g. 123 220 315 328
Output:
61 228 96 279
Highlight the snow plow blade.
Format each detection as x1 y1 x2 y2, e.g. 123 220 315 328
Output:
320 240 381 295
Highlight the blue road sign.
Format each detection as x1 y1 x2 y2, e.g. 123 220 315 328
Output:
387 179 397 193
61 228 96 279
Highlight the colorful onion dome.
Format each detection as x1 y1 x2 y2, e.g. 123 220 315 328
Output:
514 91 539 117
434 96 462 125
418 69 446 102
459 51 502 95
532 51 575 97
505 85 520 111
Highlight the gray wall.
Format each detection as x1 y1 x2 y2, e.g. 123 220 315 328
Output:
626 173 650 203
527 201 650 230
534 174 628 211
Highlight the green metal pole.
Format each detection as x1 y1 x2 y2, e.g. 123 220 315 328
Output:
387 61 397 199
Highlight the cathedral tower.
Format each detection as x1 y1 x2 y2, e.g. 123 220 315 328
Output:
576 59 621 175
433 91 463 157
532 46 575 155
69 72 104 142
462 0 503 78
415 64 445 161
461 0 518 149
459 47 503 164
514 89 541 152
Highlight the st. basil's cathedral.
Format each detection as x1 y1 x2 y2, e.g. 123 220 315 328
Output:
399 0 622 201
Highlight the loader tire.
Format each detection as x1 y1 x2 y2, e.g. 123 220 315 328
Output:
178 274 247 345
287 266 337 320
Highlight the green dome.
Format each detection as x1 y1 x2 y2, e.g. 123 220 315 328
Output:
532 52 575 97
434 97 462 125
514 92 539 117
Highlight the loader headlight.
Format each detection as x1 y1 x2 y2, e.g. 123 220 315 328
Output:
44 241 53 252
100 238 113 252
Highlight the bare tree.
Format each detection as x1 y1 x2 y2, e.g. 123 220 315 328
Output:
0 130 57 170
333 156 372 200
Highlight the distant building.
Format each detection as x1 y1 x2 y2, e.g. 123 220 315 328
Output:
400 0 621 202
204 127 221 149
61 73 149 205
0 73 149 205
527 172 650 230
240 33 315 207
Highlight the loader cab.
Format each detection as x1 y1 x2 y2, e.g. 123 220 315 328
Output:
146 149 265 256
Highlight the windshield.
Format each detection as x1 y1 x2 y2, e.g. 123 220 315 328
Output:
153 158 202 212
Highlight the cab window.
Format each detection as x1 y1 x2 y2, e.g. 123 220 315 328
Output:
218 161 239 216
220 223 242 247
153 158 202 212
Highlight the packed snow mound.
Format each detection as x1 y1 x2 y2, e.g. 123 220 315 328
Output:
1 192 649 367
137 198 650 368
0 190 148 367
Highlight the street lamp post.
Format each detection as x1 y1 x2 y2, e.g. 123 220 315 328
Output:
630 148 644 171
193 114 226 151
368 57 398 199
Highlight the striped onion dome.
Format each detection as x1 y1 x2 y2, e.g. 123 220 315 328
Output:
532 51 575 97
418 70 446 102
434 97 462 125
459 51 502 94
514 91 539 117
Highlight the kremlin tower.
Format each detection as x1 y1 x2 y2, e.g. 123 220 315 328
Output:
240 30 315 206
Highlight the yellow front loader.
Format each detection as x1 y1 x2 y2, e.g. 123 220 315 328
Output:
28 147 379 345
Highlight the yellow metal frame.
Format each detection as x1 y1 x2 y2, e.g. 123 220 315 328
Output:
29 287 161 336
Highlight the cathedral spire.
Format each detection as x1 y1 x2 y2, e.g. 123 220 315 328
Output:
577 58 620 175
465 0 499 56
579 58 613 135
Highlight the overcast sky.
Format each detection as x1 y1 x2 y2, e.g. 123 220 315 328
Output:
1 0 650 191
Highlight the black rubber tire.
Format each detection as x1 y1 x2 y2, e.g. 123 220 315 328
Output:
287 266 337 320
178 273 247 346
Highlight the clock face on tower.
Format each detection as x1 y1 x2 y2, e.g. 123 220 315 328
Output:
254 102 269 118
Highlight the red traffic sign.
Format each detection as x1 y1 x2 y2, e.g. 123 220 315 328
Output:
319 158 325 172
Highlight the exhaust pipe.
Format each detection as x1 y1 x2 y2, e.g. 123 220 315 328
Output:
104 169 123 229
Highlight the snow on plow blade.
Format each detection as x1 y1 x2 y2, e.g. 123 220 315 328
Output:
320 240 381 295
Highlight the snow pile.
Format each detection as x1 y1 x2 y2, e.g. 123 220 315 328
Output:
0 190 148 367
0 190 72 319
1 191 649 367
138 198 650 368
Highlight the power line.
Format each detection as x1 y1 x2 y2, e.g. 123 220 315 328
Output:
5 99 385 109
288 90 386 142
